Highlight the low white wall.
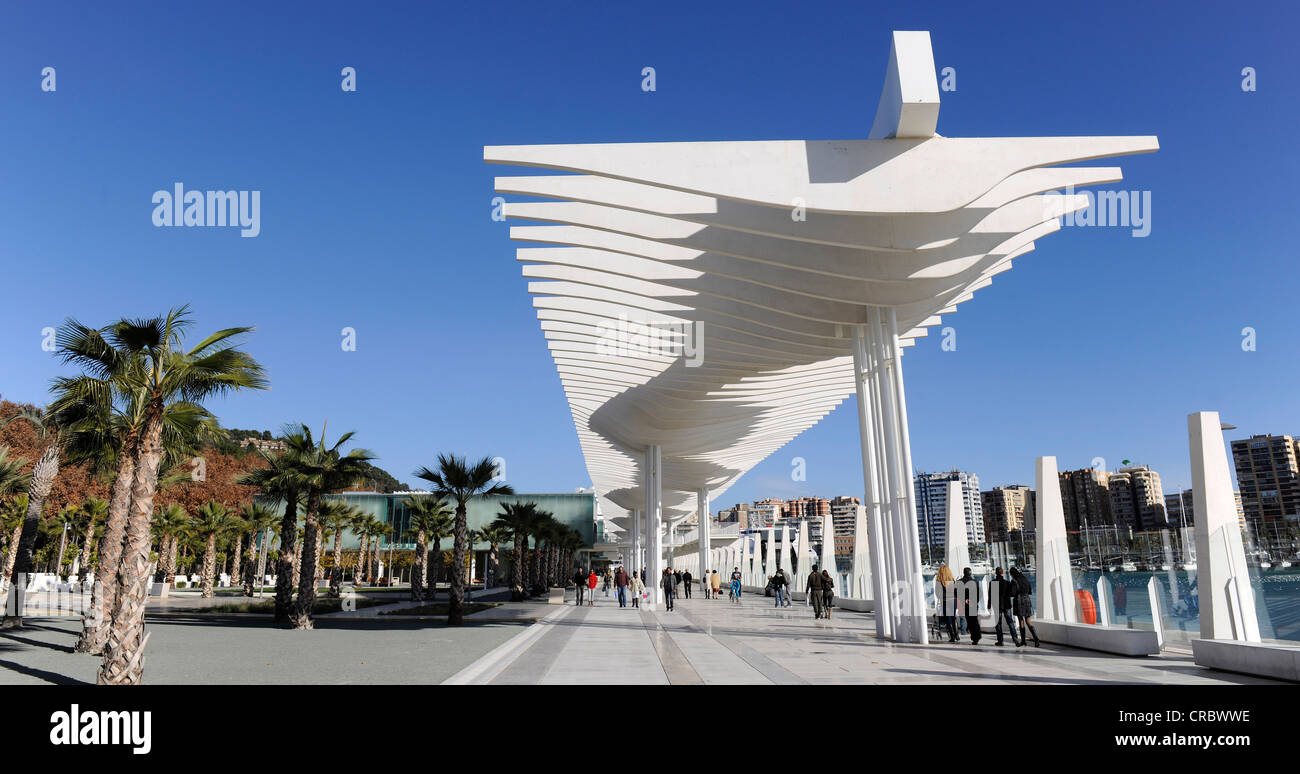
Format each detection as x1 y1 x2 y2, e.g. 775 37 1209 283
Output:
1192 639 1300 682
1033 619 1160 656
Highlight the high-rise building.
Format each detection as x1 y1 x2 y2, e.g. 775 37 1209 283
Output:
1165 487 1247 533
717 503 750 529
748 499 781 528
1231 434 1300 531
981 485 1035 542
1058 467 1113 531
913 470 984 559
829 495 862 537
783 496 830 523
1108 466 1166 531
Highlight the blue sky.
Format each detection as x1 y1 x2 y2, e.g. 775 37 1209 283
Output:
1 1 1297 511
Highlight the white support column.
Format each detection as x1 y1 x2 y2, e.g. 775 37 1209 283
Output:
644 445 663 610
1189 411 1261 642
869 307 906 639
779 523 791 573
852 320 892 638
884 307 928 644
852 505 872 601
697 490 710 580
1034 456 1076 622
631 509 641 576
795 519 810 594
764 527 775 580
820 513 839 578
945 480 971 573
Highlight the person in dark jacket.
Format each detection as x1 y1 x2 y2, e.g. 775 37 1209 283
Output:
682 569 693 598
573 567 587 606
614 566 629 608
958 567 982 644
661 568 675 611
1009 566 1039 647
988 567 1019 646
935 565 958 642
820 569 835 620
770 568 788 607
806 565 824 619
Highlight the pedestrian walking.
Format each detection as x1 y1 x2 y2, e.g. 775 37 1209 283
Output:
573 566 587 606
958 567 982 644
661 568 675 611
672 569 681 598
710 569 721 599
934 564 958 642
805 564 824 618
989 567 1020 646
615 565 629 608
771 567 788 607
630 571 645 608
729 566 743 602
820 569 835 620
603 568 612 597
1009 566 1040 647
682 569 693 598
587 569 598 607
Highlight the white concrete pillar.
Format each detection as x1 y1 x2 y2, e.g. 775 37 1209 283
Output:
1034 456 1076 622
852 504 872 601
764 527 775 579
820 513 838 578
852 320 891 634
779 523 791 572
795 519 809 593
697 490 710 582
944 480 971 574
644 445 663 610
883 307 928 643
1189 411 1260 642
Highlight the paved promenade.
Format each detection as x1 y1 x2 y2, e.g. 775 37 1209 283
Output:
446 587 1285 685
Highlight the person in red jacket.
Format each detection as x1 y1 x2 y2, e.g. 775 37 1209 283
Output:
586 570 598 606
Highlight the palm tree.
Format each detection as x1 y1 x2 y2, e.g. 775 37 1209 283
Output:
190 502 238 598
75 497 109 578
239 428 309 622
477 524 511 590
0 407 69 628
349 510 372 586
414 455 514 626
405 494 452 602
492 501 537 601
48 317 220 653
369 519 393 585
96 307 266 684
151 504 188 584
0 448 30 595
318 499 356 597
238 502 278 596
425 508 452 599
275 425 374 629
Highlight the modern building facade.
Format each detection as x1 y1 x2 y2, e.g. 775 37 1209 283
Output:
914 470 984 559
1231 434 1300 530
1059 467 1114 531
1108 465 1167 531
981 485 1035 542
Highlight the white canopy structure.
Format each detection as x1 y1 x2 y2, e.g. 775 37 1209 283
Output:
485 30 1156 641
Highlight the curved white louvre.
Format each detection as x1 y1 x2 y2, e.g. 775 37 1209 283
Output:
485 31 1156 639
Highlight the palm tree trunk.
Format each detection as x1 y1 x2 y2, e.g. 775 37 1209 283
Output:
201 534 217 598
166 536 179 584
273 498 299 623
427 538 440 600
291 533 302 589
2 443 60 629
449 503 468 625
243 531 256 596
77 518 95 577
329 528 344 597
230 533 243 589
488 543 498 589
412 530 426 602
511 536 526 601
355 535 366 585
530 537 543 594
97 408 165 685
3 523 21 581
292 490 322 630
